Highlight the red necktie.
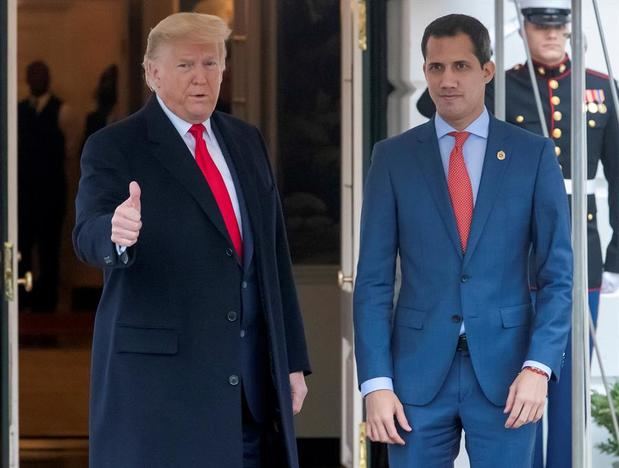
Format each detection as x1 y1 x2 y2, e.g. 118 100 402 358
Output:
189 124 243 260
447 131 473 252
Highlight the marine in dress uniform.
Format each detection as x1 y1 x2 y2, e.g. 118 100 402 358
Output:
508 3 619 468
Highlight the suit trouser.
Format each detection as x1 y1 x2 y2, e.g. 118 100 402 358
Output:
532 290 601 468
242 391 266 468
388 346 537 468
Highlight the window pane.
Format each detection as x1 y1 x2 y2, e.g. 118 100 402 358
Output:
277 0 341 264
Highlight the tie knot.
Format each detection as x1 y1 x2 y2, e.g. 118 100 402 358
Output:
188 123 206 140
448 131 470 148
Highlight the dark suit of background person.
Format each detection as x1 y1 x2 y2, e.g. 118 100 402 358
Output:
73 13 310 468
416 3 619 468
18 61 68 311
83 64 119 147
354 14 572 468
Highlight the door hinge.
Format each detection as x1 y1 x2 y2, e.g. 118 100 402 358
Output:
358 0 367 51
359 421 368 468
4 241 15 301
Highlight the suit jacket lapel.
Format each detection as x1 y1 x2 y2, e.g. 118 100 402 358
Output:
416 120 464 259
463 116 510 265
144 96 233 251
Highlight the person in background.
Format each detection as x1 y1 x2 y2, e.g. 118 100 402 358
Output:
83 64 119 145
18 60 76 312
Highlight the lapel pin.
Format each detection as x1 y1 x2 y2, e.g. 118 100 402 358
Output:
497 150 506 161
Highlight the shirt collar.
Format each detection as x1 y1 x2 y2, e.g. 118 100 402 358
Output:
435 106 489 141
31 92 51 110
156 94 214 140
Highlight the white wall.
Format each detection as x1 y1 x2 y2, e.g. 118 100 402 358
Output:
386 1 619 466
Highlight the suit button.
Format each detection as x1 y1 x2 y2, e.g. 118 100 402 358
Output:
451 315 462 323
241 281 248 289
229 375 240 386
240 329 246 338
227 311 238 322
461 275 470 283
226 248 234 257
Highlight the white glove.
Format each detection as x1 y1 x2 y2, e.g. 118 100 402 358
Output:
601 271 619 294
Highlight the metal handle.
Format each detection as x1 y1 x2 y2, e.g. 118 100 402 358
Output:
17 271 33 292
338 270 353 288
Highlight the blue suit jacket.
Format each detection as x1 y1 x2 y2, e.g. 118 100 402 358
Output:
354 115 573 406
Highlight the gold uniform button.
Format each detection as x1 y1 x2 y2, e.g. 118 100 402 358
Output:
553 111 562 121
551 96 561 105
549 79 559 90
589 119 597 128
588 213 594 221
538 67 546 75
559 64 567 73
552 128 562 139
555 146 561 156
516 115 525 123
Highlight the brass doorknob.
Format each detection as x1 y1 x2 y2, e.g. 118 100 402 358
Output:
338 270 353 288
17 271 33 292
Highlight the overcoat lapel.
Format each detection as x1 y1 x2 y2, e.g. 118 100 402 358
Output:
145 97 236 252
211 113 259 268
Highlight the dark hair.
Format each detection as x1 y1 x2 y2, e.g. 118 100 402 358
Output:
421 14 492 66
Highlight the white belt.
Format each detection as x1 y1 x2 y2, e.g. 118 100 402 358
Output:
564 179 596 195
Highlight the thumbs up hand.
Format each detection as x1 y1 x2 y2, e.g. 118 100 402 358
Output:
111 181 143 247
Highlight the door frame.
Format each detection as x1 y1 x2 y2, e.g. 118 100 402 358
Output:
1 0 19 466
339 0 364 465
340 0 388 467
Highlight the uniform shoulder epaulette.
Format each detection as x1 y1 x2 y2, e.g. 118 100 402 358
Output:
586 69 610 80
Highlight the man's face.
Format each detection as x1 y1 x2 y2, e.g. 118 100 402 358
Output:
423 33 495 130
149 40 224 123
524 22 569 66
27 64 50 97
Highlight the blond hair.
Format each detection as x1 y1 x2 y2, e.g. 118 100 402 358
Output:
143 12 231 90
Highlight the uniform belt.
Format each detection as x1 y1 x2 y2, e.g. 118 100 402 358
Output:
564 179 596 195
456 334 469 353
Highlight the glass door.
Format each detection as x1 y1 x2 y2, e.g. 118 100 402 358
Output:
2 0 20 466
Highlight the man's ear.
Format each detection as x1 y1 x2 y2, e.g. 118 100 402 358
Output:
147 61 160 88
483 60 496 84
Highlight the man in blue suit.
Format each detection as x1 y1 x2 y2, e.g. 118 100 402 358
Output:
354 14 572 468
